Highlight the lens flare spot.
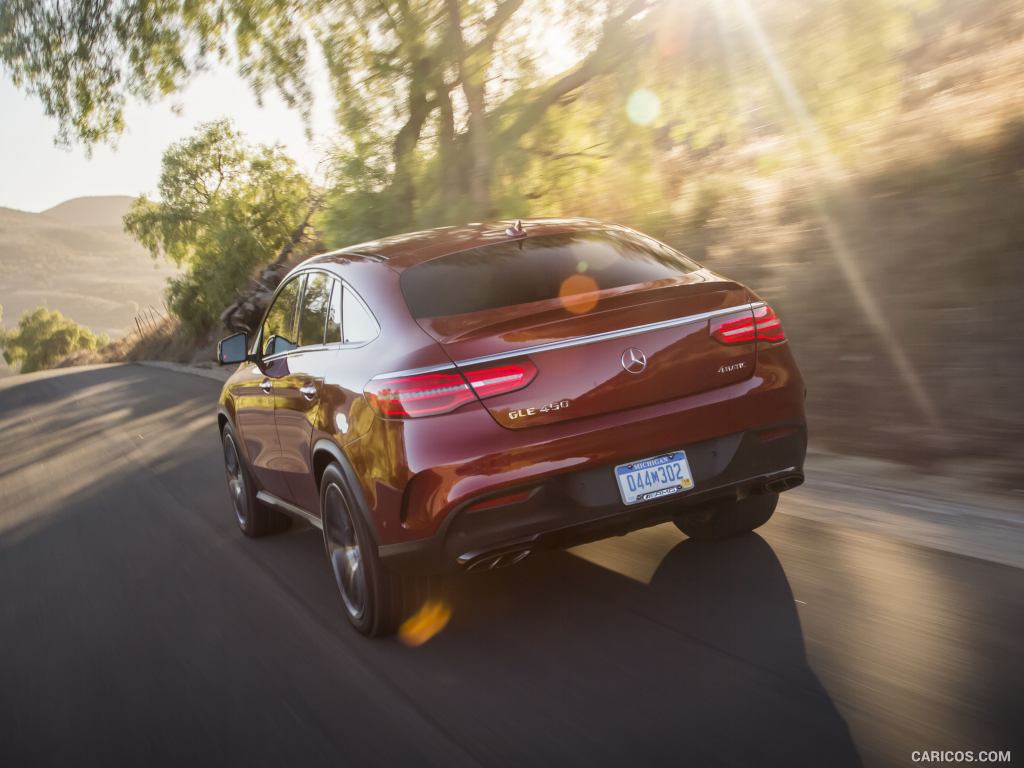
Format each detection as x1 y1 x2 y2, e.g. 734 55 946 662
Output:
576 260 589 273
559 274 600 315
398 600 452 647
626 89 661 126
656 27 683 58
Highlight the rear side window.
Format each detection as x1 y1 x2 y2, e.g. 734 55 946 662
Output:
342 286 379 344
325 279 342 344
298 272 331 347
399 229 699 319
262 276 303 356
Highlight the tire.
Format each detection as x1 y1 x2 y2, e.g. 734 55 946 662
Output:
320 463 430 636
221 423 291 537
673 492 778 541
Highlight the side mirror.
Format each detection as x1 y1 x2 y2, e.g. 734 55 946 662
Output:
217 332 250 365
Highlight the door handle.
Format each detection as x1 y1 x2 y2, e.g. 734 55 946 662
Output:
299 382 318 400
259 379 272 393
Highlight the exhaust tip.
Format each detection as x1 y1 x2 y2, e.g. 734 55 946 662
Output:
463 557 494 574
762 472 804 494
502 549 531 568
461 548 532 573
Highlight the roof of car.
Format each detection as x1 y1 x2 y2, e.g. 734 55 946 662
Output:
304 217 613 272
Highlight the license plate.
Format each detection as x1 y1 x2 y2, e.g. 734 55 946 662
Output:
615 451 694 505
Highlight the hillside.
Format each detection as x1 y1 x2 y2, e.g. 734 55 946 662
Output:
0 197 178 373
41 195 138 228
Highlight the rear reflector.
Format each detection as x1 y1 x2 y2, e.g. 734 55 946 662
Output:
711 304 786 345
366 359 537 418
757 426 799 442
465 488 534 513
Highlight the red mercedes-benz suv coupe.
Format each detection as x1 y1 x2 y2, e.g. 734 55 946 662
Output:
217 219 807 635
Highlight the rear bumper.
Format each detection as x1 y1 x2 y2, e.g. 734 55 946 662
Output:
379 423 806 572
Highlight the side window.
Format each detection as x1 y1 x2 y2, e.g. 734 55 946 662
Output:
298 272 331 347
261 276 303 357
343 285 379 344
325 279 342 344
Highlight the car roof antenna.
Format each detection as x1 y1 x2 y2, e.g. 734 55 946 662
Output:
505 219 526 238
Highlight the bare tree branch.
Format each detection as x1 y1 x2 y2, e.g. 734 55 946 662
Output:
494 0 657 147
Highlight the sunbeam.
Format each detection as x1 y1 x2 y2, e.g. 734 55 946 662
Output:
727 0 941 429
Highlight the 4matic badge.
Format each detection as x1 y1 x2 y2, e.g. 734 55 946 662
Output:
717 361 746 374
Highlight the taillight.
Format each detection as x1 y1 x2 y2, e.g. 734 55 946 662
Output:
711 304 786 344
364 371 475 417
463 363 537 396
711 310 756 344
752 304 785 342
365 359 537 418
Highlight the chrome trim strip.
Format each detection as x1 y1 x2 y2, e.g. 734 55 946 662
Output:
370 301 764 379
369 361 464 380
262 337 375 363
454 302 765 368
256 491 322 529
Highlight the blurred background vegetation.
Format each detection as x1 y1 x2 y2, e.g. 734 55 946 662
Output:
1 0 1022 484
122 120 313 335
0 304 107 373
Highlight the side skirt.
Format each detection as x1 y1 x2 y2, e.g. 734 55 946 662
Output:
256 490 323 529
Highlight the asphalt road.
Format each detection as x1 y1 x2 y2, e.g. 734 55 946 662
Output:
1 364 1021 767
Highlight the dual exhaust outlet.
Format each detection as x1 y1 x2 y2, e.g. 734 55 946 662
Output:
460 547 532 573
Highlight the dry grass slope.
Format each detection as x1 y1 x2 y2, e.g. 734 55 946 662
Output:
0 196 178 336
0 195 179 375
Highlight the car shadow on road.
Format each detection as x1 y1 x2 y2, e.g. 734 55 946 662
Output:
8 363 1024 767
270 523 863 767
0 364 861 766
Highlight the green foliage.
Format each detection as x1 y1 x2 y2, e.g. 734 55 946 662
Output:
0 307 107 373
124 120 312 335
0 0 318 147
5 0 918 254
314 0 916 247
4 0 665 237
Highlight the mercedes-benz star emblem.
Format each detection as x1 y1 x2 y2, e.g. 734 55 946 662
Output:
621 347 647 374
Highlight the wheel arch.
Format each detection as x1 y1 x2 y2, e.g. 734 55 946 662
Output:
312 438 380 547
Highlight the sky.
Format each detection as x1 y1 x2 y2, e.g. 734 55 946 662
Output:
0 59 337 213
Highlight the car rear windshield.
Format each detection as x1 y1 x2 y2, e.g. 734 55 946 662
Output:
399 229 700 319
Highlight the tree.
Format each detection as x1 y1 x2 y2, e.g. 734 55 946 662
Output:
0 0 318 147
2 0 663 230
123 120 312 335
318 0 663 234
1 307 107 373
3 0 910 244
